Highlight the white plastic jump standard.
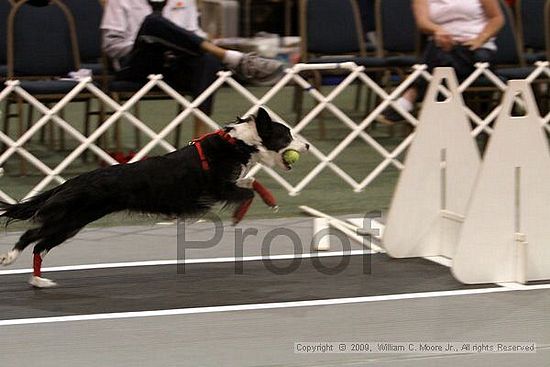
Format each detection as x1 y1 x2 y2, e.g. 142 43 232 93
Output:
453 80 550 284
383 68 481 259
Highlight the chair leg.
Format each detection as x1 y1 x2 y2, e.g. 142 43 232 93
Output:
26 104 34 143
292 83 304 124
294 69 320 124
58 108 65 151
16 97 27 176
82 99 91 162
114 119 121 153
83 99 91 137
174 104 183 148
312 71 325 140
110 93 124 155
2 99 12 152
133 103 141 150
112 94 122 153
354 82 363 112
45 103 55 150
532 80 547 116
365 75 380 121
39 104 47 143
544 81 550 115
318 117 326 141
98 98 106 151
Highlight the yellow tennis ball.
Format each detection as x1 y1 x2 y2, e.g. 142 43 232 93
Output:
283 149 300 165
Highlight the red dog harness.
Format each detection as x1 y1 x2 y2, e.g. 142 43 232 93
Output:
191 130 277 224
191 129 238 171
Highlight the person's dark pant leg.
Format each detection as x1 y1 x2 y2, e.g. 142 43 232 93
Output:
117 13 207 81
165 53 222 115
450 45 495 79
138 13 205 54
116 14 221 114
415 41 495 100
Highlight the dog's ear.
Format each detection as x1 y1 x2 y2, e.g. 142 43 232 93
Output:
255 107 273 138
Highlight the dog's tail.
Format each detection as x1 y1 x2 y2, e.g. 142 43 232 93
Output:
0 189 58 225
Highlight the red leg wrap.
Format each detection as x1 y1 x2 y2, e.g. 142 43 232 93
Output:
33 253 42 278
252 180 277 207
233 198 254 225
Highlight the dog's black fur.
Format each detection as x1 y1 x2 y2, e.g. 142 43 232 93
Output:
0 108 306 267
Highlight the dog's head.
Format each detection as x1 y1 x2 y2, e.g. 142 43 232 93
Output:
229 108 309 170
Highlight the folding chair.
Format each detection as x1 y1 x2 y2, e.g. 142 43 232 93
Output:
62 0 107 158
547 0 550 61
0 0 11 81
356 0 377 53
492 0 531 79
375 0 420 73
296 0 386 135
62 0 104 75
516 0 547 64
5 0 82 174
104 39 220 151
466 1 539 120
373 0 420 121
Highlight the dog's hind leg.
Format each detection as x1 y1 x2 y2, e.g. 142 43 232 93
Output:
0 228 43 266
28 229 80 288
233 198 254 225
29 251 56 288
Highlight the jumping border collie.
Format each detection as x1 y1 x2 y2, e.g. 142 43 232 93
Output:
0 107 309 288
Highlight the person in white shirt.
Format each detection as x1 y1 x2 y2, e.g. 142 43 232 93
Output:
379 0 504 124
101 0 283 92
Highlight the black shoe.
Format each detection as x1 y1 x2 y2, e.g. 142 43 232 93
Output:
377 106 405 125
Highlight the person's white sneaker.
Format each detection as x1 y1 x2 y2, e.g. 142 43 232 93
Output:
231 53 285 86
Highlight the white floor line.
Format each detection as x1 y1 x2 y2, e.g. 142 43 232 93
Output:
0 249 373 276
2 284 550 327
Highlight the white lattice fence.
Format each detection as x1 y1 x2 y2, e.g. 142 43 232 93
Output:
0 61 549 203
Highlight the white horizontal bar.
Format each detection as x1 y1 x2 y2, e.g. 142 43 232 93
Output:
299 205 384 253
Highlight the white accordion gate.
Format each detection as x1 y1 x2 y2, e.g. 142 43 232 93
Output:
0 61 549 209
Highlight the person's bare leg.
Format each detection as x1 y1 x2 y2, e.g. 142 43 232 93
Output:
200 41 227 61
401 87 418 105
378 87 419 125
199 40 284 86
200 41 243 69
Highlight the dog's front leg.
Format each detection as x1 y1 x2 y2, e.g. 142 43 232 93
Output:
236 178 277 209
224 186 255 225
236 177 254 189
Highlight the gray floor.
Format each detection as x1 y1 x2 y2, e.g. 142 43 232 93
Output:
0 255 490 320
0 217 331 269
0 217 549 367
